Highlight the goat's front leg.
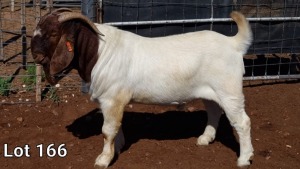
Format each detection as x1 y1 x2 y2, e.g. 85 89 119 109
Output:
94 93 130 168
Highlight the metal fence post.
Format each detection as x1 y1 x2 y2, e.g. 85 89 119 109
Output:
97 0 102 23
81 0 96 22
0 1 3 61
21 0 26 68
81 0 97 93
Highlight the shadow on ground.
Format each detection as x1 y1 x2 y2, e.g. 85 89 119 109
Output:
66 109 240 156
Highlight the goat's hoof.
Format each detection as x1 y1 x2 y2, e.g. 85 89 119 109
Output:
196 135 212 146
237 159 252 168
237 154 254 168
94 153 112 169
238 163 251 169
94 165 107 169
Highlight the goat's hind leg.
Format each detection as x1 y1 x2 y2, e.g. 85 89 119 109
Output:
197 99 222 146
220 96 253 167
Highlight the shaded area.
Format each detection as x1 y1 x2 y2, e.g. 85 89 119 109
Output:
66 109 240 157
244 54 300 77
66 109 103 139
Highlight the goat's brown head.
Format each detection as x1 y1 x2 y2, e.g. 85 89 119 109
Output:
31 8 102 85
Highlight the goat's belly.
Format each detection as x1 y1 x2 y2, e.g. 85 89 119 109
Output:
131 87 195 104
132 95 192 105
131 83 218 105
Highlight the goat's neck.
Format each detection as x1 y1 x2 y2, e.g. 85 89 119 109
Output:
74 26 99 83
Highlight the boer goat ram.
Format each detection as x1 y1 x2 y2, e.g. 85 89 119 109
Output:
31 8 254 168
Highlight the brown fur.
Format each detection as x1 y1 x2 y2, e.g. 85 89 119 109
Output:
31 10 100 85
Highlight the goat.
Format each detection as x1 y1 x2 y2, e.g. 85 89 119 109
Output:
31 8 254 168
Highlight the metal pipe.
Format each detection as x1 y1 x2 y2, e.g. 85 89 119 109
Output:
243 74 300 80
105 17 300 26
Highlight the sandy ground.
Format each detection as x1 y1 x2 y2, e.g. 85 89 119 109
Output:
0 81 299 169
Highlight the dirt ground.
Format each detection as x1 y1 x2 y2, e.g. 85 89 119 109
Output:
0 81 299 169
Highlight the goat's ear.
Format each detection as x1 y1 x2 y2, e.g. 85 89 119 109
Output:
49 34 74 75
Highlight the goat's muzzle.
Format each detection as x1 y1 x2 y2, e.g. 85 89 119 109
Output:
32 53 58 86
32 53 48 65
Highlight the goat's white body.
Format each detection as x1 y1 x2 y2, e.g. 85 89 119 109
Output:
90 12 253 168
90 24 244 104
32 9 253 168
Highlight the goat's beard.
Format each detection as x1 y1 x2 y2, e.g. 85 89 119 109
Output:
45 74 59 86
43 64 73 86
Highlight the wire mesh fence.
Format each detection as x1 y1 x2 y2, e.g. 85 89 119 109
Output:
0 0 299 104
102 0 300 80
0 0 82 104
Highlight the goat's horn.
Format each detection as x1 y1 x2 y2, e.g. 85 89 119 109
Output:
51 8 73 14
58 12 104 36
39 8 73 25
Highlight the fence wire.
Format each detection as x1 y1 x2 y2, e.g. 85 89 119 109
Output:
0 0 82 104
0 0 299 104
102 0 300 80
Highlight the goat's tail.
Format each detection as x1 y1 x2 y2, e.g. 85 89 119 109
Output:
231 11 253 54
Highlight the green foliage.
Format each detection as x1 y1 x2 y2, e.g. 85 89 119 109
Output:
22 65 36 91
48 87 61 103
0 77 12 96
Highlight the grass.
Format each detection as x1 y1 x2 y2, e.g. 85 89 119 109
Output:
48 87 61 103
0 64 60 102
0 77 12 96
42 86 61 103
22 65 37 91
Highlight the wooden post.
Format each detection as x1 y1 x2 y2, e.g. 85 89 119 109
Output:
34 0 42 102
34 0 41 25
0 1 3 61
46 0 53 12
11 0 15 12
36 64 42 102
